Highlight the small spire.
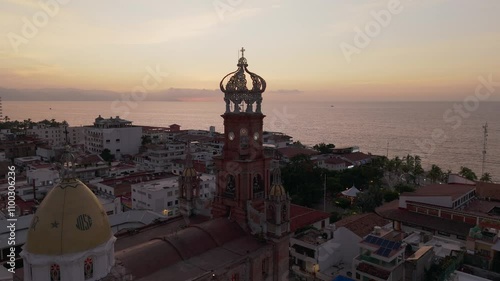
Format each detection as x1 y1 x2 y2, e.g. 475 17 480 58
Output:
64 125 69 145
60 145 76 180
240 47 245 58
185 142 193 168
272 165 282 186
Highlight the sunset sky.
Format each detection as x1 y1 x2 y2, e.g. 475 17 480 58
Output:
1 0 499 101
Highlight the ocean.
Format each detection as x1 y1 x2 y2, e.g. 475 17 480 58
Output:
4 100 500 182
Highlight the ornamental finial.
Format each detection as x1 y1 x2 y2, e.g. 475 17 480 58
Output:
240 47 245 58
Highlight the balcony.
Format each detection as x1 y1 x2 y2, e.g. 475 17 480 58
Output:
290 247 316 264
360 254 380 265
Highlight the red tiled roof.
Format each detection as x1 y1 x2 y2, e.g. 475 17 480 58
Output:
290 204 330 232
476 181 500 201
376 201 472 236
277 147 319 159
324 157 348 165
335 213 389 238
357 262 390 280
115 218 248 279
341 152 372 163
401 183 476 201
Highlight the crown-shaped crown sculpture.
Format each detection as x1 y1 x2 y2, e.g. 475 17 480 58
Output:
219 47 267 114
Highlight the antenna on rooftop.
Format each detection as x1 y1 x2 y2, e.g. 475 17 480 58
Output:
481 122 488 175
0 97 2 121
386 141 389 158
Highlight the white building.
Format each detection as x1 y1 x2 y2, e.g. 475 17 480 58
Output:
27 125 85 146
84 115 142 158
131 173 215 216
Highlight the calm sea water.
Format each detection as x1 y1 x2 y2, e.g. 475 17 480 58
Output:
4 100 500 181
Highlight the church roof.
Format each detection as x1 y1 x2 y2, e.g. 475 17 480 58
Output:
115 218 256 279
25 178 113 255
269 183 286 196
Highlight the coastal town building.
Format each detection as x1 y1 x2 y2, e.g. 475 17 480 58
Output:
84 116 142 158
377 175 500 276
27 125 84 147
352 230 406 281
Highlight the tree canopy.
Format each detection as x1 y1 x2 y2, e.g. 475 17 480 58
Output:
459 166 478 181
313 143 336 154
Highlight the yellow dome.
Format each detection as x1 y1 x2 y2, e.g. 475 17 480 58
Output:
183 167 198 177
269 184 286 196
26 178 112 256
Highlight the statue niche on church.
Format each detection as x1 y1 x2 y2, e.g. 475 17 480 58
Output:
224 174 236 198
252 174 264 199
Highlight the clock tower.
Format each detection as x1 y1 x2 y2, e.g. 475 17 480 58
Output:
212 48 272 229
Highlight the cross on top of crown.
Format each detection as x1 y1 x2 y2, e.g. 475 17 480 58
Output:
240 47 245 58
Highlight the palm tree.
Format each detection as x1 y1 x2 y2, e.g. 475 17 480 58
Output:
427 164 444 183
480 173 492 183
459 166 477 181
3 116 10 122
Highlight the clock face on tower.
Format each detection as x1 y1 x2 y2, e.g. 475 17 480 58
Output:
228 132 235 140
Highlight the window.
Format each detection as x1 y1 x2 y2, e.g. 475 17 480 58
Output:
50 264 61 281
167 201 173 206
84 257 93 279
148 194 152 199
262 258 269 277
175 200 178 205
116 139 120 142
167 191 173 197
106 139 110 143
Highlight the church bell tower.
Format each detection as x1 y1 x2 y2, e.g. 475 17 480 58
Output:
211 48 272 228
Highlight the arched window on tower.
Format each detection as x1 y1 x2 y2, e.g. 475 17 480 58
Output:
84 257 94 279
50 264 61 281
267 204 275 223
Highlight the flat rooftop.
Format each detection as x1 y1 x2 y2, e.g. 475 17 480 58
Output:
294 228 329 245
401 183 476 200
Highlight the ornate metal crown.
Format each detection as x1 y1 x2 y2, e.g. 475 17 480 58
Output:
219 48 267 114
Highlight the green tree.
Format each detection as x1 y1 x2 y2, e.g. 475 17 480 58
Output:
459 166 477 181
384 190 399 202
356 187 384 212
427 164 444 183
313 143 336 154
480 172 492 183
291 141 305 148
330 211 342 223
141 135 152 146
281 154 324 207
100 149 114 162
334 197 351 209
394 183 416 193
